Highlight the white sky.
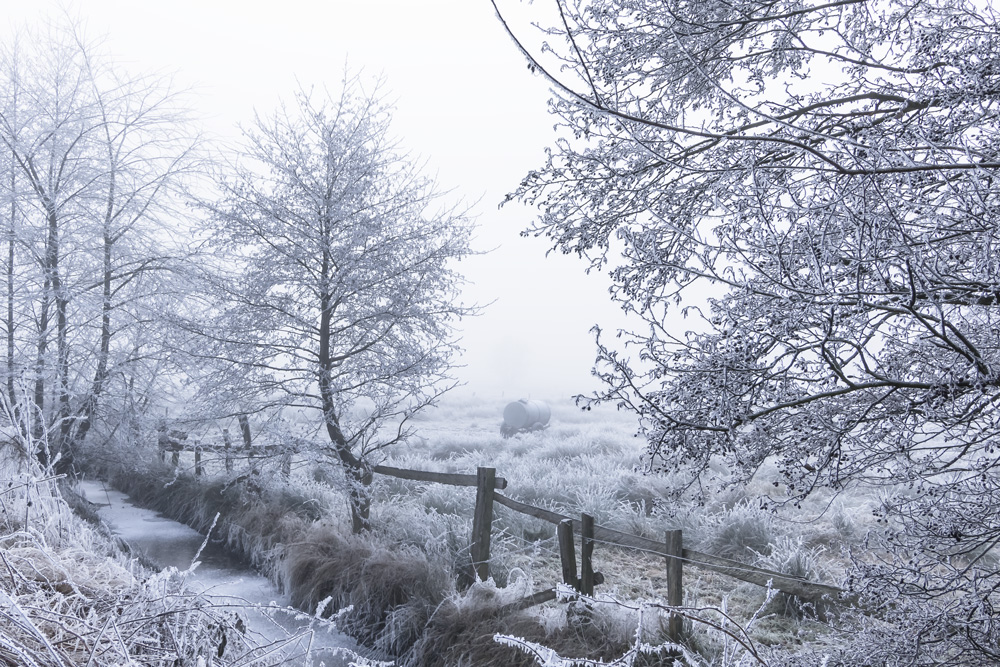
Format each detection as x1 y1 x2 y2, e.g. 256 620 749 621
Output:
2 0 633 401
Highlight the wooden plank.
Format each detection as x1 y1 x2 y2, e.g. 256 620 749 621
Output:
171 443 290 455
666 529 683 642
494 492 565 523
557 519 578 590
502 588 557 614
470 467 496 582
493 492 843 602
195 448 203 476
580 513 595 595
373 464 508 490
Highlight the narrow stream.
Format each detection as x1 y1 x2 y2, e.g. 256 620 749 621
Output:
78 479 376 666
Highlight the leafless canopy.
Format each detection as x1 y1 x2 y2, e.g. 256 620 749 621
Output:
202 73 476 532
497 0 1000 662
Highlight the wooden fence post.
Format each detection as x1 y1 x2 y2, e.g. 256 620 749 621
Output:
470 467 496 582
195 446 203 476
580 513 595 595
281 451 292 478
238 415 253 468
557 519 579 590
238 415 252 447
666 529 684 642
222 428 233 473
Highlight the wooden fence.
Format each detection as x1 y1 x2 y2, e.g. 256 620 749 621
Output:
372 465 845 641
159 438 845 636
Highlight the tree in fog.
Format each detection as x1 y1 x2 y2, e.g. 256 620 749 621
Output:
0 20 199 468
497 0 1000 661
205 74 475 532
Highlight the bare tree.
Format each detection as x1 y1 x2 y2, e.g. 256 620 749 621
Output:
0 19 199 468
497 0 1000 662
203 74 475 532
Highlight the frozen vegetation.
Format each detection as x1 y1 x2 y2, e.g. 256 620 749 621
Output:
0 432 366 665
3 0 1000 664
68 394 916 666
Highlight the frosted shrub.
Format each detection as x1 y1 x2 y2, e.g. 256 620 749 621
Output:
495 589 774 667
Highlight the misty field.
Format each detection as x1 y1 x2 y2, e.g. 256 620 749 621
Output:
5 391 979 665
137 393 889 664
372 395 871 638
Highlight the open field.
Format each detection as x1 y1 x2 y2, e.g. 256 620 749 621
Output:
144 393 886 663
373 396 871 638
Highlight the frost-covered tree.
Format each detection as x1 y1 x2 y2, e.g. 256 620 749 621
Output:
0 19 198 468
497 0 1000 661
204 75 475 533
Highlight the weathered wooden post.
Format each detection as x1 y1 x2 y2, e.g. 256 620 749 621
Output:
666 529 684 642
281 450 292 478
580 513 595 595
470 466 496 582
558 519 579 590
195 446 203 476
238 415 252 468
222 428 233 473
238 415 252 446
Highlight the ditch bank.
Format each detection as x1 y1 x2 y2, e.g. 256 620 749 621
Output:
86 460 648 666
77 479 365 665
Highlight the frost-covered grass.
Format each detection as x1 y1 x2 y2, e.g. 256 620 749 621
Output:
378 395 867 570
369 395 877 660
80 394 885 665
0 443 348 666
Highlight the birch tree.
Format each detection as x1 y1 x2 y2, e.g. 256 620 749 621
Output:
497 0 1000 661
205 75 475 532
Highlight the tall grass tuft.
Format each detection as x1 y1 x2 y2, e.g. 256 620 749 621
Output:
284 521 452 654
755 536 831 619
704 502 779 562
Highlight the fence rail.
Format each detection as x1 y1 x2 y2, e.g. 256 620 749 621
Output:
493 491 842 601
373 464 508 490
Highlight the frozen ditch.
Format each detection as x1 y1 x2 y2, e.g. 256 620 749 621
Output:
78 479 376 666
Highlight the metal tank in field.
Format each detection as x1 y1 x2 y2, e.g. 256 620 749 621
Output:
500 399 551 438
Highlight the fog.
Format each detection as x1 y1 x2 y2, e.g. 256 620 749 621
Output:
2 0 632 400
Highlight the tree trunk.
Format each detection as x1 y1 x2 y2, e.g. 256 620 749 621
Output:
346 461 373 533
323 407 373 533
6 155 16 406
43 199 72 471
72 222 114 447
317 262 372 532
32 274 50 444
56 287 70 451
